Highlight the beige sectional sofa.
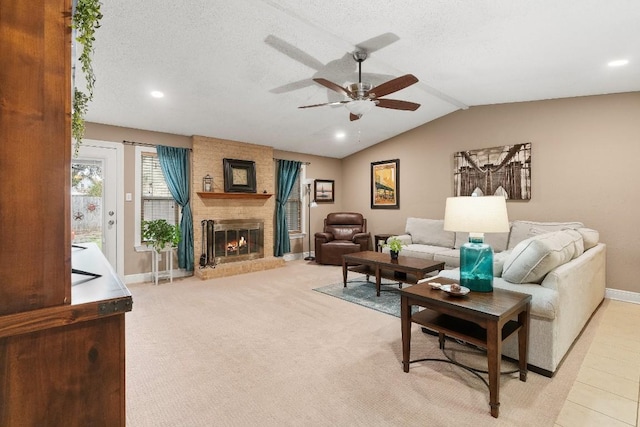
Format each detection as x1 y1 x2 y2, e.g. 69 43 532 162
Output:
384 218 606 376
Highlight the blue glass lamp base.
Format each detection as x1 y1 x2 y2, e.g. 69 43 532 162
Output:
459 239 494 292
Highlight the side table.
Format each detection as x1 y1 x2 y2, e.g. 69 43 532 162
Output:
150 247 174 286
400 277 531 418
374 233 393 252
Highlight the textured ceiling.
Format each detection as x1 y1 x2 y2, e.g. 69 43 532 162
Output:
79 0 640 158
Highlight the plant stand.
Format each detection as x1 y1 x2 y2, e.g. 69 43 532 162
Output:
151 247 174 286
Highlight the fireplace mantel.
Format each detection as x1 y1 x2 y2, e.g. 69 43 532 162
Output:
197 192 272 200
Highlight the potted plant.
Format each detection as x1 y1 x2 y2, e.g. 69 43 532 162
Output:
384 237 404 260
142 219 181 253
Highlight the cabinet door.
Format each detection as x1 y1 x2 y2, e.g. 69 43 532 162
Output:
0 0 71 315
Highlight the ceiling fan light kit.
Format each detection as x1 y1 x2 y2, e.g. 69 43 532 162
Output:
299 50 420 121
345 99 375 117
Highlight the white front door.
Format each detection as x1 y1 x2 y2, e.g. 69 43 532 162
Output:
71 140 123 277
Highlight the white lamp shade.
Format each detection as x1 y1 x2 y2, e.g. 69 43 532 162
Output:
444 196 509 233
303 178 314 186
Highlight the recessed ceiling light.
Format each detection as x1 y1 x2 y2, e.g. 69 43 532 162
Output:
608 59 629 67
335 131 346 139
150 90 165 98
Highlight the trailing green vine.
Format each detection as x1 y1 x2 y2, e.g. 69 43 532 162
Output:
72 0 103 156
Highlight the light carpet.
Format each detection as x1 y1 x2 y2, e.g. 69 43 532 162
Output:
125 260 602 427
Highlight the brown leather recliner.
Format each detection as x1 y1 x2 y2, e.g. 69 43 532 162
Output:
314 212 371 265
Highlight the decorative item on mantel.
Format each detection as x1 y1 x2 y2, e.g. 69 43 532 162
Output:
203 174 213 192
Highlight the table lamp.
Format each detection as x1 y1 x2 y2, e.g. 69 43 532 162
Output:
443 195 509 292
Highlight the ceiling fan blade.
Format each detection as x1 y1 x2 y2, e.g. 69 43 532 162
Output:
313 78 353 98
375 98 421 111
370 74 419 98
299 101 350 109
349 113 360 121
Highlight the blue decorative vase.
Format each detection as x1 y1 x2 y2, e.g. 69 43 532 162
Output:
459 236 494 292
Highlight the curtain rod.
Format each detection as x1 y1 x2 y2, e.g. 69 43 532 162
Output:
122 140 192 151
273 158 310 165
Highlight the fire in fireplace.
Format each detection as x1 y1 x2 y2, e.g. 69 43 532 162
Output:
205 219 264 265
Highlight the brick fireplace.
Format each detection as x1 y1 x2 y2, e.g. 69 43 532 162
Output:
192 136 284 279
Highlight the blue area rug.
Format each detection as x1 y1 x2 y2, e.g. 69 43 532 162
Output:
313 277 413 318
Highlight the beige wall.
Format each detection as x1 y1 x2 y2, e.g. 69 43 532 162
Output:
342 92 640 292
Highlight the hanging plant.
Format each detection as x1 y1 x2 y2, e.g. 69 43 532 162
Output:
72 0 103 156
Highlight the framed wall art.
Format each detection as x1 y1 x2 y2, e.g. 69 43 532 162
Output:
453 143 531 200
371 159 399 209
314 179 334 203
223 158 257 193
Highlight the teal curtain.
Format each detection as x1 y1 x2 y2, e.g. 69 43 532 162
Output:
157 145 194 271
274 160 301 256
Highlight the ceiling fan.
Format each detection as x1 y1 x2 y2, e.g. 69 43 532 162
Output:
299 51 420 121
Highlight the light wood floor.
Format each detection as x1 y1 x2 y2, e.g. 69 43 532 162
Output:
555 299 640 426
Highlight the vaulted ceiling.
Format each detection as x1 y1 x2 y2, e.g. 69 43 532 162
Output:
80 0 640 158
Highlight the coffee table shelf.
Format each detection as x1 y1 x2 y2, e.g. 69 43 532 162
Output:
347 264 421 285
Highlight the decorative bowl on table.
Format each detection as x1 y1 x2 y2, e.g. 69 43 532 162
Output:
440 284 470 296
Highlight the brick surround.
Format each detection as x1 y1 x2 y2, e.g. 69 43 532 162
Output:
191 136 284 279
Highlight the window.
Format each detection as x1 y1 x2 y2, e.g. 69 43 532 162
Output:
285 170 302 234
139 150 179 242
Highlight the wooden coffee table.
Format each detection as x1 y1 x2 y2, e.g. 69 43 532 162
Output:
400 277 531 418
342 251 444 297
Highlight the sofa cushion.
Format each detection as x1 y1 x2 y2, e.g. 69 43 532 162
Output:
502 229 583 284
433 249 461 268
577 228 599 250
405 218 455 248
507 220 584 250
394 244 451 261
454 231 510 252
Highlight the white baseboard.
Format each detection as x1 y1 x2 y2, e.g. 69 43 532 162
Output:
124 253 316 284
606 287 640 304
283 251 315 262
124 268 192 285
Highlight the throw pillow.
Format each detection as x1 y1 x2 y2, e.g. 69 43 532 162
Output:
502 229 583 284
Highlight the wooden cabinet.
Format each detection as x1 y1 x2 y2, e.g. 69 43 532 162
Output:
0 2 132 425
